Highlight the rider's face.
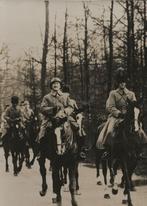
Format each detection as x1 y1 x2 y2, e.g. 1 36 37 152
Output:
51 82 61 91
119 82 126 90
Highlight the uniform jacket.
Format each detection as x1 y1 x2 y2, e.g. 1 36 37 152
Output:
96 87 136 148
106 88 136 117
38 90 75 140
4 106 22 124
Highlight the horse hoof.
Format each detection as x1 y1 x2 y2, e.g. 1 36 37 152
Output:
40 190 46 196
97 181 102 186
112 188 118 195
71 199 78 206
52 196 62 203
26 164 31 169
104 194 110 199
118 183 124 188
29 160 34 166
130 186 136 192
14 173 18 176
122 199 128 204
6 169 9 172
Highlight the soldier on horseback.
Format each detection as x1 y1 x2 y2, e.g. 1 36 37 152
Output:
2 96 24 139
96 68 137 149
37 77 87 205
37 77 78 144
21 100 35 139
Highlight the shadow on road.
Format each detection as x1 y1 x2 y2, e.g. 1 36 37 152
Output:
133 178 147 187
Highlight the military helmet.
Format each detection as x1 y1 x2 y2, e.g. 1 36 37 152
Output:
115 67 128 84
50 77 62 88
11 96 19 104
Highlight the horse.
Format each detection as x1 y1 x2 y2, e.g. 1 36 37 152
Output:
96 100 147 206
37 109 82 206
5 119 27 176
61 112 87 195
23 115 39 167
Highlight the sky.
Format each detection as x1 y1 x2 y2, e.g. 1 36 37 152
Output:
0 0 122 58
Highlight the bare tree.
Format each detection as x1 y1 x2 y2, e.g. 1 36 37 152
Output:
53 15 57 77
63 8 69 85
108 0 114 93
83 3 89 102
41 0 49 98
76 21 84 100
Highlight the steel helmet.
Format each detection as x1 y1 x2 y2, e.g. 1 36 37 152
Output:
50 77 62 88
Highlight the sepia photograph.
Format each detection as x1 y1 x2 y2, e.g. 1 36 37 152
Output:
0 0 147 205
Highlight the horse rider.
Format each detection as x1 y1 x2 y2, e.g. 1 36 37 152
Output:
0 104 9 139
96 67 138 149
2 96 24 139
37 77 78 144
21 101 35 134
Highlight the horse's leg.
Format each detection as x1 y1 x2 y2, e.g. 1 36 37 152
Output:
122 159 133 206
111 159 119 195
68 162 78 206
102 160 110 199
25 145 31 168
38 156 48 196
29 145 38 166
11 151 18 176
3 144 10 172
52 158 62 203
17 151 25 173
110 159 119 186
119 174 125 188
75 162 81 195
128 158 137 192
63 166 68 184
63 166 69 192
95 150 102 185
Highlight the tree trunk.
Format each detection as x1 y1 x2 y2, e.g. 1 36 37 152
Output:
108 0 114 93
54 15 57 77
41 0 49 98
76 22 84 100
143 0 147 130
63 8 69 85
83 3 89 102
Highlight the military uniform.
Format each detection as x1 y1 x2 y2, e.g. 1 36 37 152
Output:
96 88 136 148
4 105 22 125
38 90 77 141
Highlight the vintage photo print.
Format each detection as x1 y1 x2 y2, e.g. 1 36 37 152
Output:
0 0 147 206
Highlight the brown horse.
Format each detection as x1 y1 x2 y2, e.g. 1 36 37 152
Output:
38 110 83 206
2 120 27 176
96 100 147 206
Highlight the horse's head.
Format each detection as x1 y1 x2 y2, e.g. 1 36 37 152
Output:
125 99 141 134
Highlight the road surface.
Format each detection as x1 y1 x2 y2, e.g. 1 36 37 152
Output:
0 148 147 206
